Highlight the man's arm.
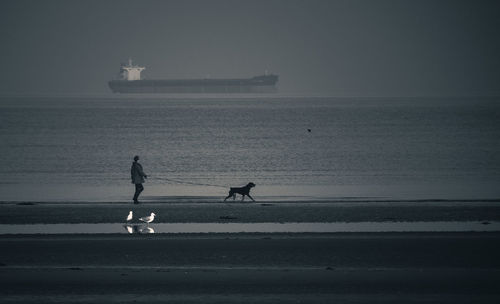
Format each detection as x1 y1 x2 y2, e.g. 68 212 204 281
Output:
138 164 147 178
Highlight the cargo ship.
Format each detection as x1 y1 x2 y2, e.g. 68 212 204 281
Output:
108 59 278 93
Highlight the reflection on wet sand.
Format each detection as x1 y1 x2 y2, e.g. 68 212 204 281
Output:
1 221 499 235
123 224 155 234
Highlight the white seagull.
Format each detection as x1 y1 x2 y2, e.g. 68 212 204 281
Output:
126 211 133 222
139 212 156 225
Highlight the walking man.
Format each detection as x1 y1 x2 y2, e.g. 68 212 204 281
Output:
131 155 147 204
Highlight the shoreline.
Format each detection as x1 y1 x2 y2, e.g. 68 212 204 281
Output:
3 197 500 204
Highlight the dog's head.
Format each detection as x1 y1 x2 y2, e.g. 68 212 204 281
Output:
247 182 256 188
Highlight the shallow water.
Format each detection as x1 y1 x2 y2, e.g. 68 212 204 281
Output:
0 221 498 234
1 96 500 202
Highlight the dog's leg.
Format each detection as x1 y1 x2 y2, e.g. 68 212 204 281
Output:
224 191 233 201
241 195 245 202
232 193 236 200
247 194 255 202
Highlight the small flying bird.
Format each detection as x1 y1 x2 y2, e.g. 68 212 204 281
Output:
307 129 311 132
139 212 156 225
126 211 133 222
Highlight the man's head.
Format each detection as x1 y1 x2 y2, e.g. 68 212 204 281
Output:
133 155 139 161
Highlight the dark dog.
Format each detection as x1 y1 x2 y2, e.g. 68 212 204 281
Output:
224 182 256 202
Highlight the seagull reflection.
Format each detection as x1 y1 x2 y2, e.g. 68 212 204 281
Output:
139 226 155 234
124 224 133 234
123 224 154 234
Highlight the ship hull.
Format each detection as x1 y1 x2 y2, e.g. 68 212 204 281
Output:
108 75 278 94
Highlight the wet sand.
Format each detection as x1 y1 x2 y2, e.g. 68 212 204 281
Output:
1 233 500 303
1 202 500 302
1 201 500 224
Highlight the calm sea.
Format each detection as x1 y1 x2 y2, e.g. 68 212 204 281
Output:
1 96 499 202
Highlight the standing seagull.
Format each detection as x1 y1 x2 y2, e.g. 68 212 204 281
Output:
126 211 133 222
139 212 156 225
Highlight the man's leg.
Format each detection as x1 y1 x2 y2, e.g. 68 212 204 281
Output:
133 184 144 204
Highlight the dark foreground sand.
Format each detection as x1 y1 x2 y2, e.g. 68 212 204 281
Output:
1 233 500 303
1 201 499 302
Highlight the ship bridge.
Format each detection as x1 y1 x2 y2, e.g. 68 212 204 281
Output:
120 59 145 81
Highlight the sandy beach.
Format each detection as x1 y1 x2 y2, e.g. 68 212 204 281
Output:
1 233 500 303
0 201 499 303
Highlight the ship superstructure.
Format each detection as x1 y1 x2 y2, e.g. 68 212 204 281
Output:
119 58 145 81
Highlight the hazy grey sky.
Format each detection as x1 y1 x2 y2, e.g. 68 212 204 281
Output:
1 0 499 96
